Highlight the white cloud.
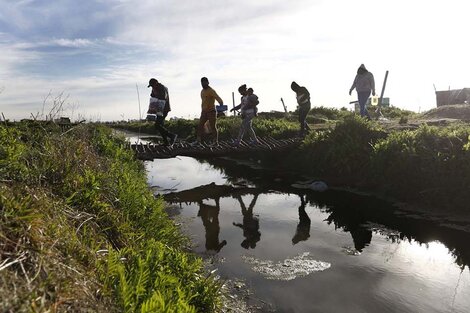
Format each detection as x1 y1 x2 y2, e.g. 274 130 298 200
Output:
1 0 469 121
52 38 95 48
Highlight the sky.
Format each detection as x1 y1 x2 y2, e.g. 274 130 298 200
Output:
0 0 469 121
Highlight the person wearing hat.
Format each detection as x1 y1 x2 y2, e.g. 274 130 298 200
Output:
349 64 375 119
196 77 223 145
148 78 177 146
291 81 311 137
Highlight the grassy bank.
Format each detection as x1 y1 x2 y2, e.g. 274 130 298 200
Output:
0 122 220 312
287 116 470 211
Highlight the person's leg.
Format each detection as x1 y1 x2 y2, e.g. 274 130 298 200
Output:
155 116 170 145
236 117 247 143
197 111 209 142
298 104 311 135
357 91 371 118
245 114 258 143
298 107 306 135
207 110 218 144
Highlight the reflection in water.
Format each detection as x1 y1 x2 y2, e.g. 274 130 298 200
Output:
233 194 261 249
292 194 311 245
324 210 372 252
197 198 227 252
309 191 372 252
151 154 470 313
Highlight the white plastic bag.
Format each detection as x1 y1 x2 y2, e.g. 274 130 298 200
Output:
148 97 166 116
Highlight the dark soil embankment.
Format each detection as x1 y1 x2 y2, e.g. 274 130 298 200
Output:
421 104 470 120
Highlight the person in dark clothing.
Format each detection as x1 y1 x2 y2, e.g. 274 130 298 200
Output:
233 194 261 249
292 194 311 245
349 64 375 119
291 81 311 137
148 78 177 146
197 198 227 253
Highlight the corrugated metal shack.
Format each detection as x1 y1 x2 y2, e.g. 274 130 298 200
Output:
435 88 470 107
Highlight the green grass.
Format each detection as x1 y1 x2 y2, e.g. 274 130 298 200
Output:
283 117 470 210
0 122 221 312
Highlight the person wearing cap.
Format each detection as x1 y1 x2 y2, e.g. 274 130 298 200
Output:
148 78 177 146
196 77 223 145
349 64 375 119
291 81 311 137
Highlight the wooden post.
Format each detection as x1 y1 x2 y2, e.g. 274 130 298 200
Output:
281 98 288 113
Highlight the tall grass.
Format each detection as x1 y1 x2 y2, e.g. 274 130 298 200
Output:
0 122 221 312
370 125 470 204
284 118 470 210
292 116 387 179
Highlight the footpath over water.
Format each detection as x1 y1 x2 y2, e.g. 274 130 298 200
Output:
130 136 302 160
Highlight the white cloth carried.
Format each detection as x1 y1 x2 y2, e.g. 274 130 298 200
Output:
148 97 166 116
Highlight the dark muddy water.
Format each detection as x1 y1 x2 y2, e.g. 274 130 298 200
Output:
144 153 470 313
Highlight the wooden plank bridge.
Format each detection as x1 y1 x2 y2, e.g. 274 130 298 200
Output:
130 136 302 160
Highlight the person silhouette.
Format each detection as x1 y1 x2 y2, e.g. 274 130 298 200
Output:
324 206 372 252
291 81 312 137
147 78 178 146
197 198 227 252
292 194 311 245
233 194 261 249
349 64 375 119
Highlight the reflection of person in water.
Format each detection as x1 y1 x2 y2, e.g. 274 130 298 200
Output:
233 194 261 249
292 194 311 245
349 228 372 252
197 198 227 252
324 207 372 252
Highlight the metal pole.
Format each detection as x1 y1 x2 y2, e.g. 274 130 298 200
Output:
379 70 389 107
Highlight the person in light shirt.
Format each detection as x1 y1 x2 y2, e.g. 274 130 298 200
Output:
231 84 259 146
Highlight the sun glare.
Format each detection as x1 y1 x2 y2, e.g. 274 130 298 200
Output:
404 240 455 264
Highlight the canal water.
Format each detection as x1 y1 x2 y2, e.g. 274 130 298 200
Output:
144 153 470 313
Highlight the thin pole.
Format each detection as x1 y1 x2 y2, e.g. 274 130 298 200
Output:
136 84 142 120
376 70 389 117
379 70 389 106
232 92 235 116
281 98 287 113
136 84 142 143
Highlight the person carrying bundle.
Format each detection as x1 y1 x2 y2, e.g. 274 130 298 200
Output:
147 78 177 146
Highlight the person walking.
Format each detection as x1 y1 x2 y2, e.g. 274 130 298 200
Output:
196 77 223 146
147 78 177 146
231 85 259 146
349 64 375 119
291 81 311 137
